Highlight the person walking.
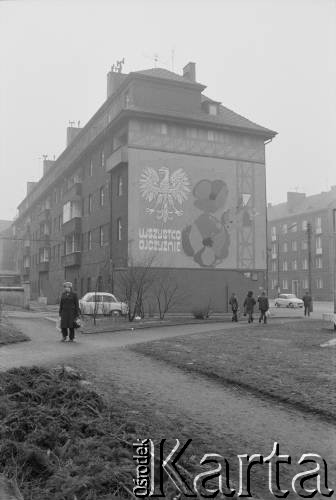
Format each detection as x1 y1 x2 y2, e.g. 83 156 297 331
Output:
302 291 312 317
229 292 239 322
59 282 80 342
258 291 269 324
243 291 256 324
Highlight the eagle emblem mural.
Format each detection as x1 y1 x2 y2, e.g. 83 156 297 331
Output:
139 166 190 223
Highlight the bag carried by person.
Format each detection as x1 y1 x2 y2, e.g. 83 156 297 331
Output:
73 317 82 329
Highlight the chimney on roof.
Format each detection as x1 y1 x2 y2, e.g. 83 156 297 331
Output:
107 70 125 98
43 159 55 176
183 62 196 82
287 191 306 212
26 182 37 196
66 125 82 147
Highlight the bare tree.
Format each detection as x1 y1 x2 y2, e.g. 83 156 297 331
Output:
115 255 158 322
153 270 184 320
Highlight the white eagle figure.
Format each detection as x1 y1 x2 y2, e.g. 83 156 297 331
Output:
139 166 190 223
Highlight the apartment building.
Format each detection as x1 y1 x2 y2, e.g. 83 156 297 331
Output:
12 61 276 308
268 189 336 300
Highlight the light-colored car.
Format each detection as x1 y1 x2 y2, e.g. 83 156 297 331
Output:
274 293 303 308
79 292 128 316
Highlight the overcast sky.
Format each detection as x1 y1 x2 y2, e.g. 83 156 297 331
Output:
0 0 335 220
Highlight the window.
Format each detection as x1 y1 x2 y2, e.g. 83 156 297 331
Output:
207 130 215 141
117 218 122 241
271 279 277 290
87 277 91 292
316 278 323 289
89 159 93 176
301 240 308 250
100 186 105 207
101 151 105 168
315 236 322 254
292 260 297 270
88 194 93 214
315 216 322 234
282 224 288 234
290 223 297 232
302 258 308 270
291 240 297 251
100 226 104 247
97 276 103 292
88 231 92 251
271 261 277 272
302 279 308 290
315 257 322 269
282 261 288 272
283 242 288 252
302 220 307 231
271 226 277 241
186 127 198 139
282 279 288 290
208 103 218 116
23 256 30 268
160 123 168 135
65 234 80 255
271 243 277 257
40 248 49 263
118 175 123 196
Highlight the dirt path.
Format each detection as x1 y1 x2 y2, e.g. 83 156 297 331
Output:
2 316 335 499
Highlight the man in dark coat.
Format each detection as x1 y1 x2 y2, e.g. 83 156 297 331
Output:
258 291 269 324
243 291 256 324
302 291 312 317
59 282 80 342
229 292 239 322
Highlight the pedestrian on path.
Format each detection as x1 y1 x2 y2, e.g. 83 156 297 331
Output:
229 292 239 322
59 282 80 342
243 291 256 324
302 291 312 317
257 291 269 324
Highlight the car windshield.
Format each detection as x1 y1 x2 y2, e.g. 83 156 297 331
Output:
286 294 297 299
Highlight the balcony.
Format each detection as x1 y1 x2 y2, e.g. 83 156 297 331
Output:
38 261 49 273
38 208 50 223
62 182 82 204
40 233 50 245
106 146 128 172
62 252 81 267
62 217 82 235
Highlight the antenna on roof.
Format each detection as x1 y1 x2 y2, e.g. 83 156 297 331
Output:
154 53 158 68
69 120 75 127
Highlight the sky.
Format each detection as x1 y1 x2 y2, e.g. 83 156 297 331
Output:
0 0 335 220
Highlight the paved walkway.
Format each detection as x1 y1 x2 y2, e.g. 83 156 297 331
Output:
0 314 233 371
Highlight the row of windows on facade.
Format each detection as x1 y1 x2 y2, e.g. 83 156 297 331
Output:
23 181 123 241
19 172 124 232
271 217 323 238
271 279 324 290
22 221 123 267
158 122 220 142
270 256 323 273
271 236 323 255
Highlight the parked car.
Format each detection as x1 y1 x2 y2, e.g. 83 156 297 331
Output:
274 294 303 308
79 292 128 316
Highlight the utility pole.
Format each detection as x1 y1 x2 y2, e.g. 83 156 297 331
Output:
277 239 280 297
307 222 313 310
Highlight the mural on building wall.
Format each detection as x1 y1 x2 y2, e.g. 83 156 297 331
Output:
128 149 266 270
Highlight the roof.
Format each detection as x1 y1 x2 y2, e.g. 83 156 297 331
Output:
268 188 336 221
134 67 193 84
125 105 276 138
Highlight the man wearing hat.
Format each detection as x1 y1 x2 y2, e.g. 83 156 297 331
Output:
59 282 80 342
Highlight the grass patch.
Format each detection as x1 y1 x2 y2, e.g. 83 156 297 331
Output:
0 366 202 499
0 319 29 345
129 319 336 421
